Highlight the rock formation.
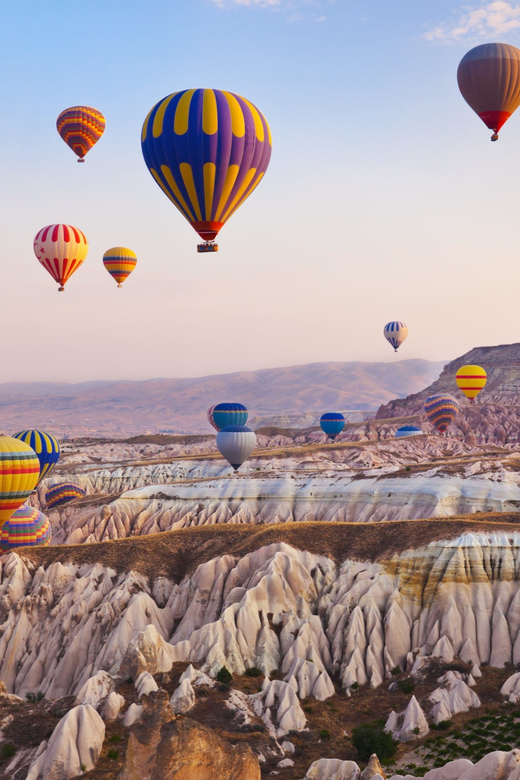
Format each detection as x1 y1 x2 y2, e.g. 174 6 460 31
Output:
118 689 260 780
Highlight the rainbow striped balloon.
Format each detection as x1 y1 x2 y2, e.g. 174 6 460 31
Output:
103 247 137 288
424 394 460 434
455 364 487 401
56 106 106 162
13 430 60 484
0 436 40 528
0 504 51 552
45 482 86 510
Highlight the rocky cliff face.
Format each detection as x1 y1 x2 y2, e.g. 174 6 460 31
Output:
376 344 520 446
35 436 520 546
3 530 520 699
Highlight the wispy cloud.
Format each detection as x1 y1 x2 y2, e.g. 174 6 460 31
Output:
207 0 327 15
425 1 520 42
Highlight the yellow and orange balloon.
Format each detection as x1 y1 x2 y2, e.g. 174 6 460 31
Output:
455 365 487 401
0 436 40 529
103 247 137 288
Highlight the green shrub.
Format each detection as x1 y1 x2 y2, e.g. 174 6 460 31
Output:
398 678 415 694
351 720 398 763
431 720 451 731
391 665 401 676
107 748 119 760
107 734 122 743
216 666 233 685
320 729 331 740
1 742 15 759
350 682 359 690
245 667 262 678
25 691 45 703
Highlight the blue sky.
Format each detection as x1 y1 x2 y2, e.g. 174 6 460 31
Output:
2 0 520 381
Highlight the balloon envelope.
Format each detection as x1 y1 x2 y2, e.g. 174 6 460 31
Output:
141 89 272 244
0 504 51 552
455 364 487 400
103 247 137 287
384 321 408 352
216 425 256 471
210 403 248 431
395 425 422 438
33 224 88 291
424 394 459 434
56 106 106 160
13 430 60 484
45 482 86 510
320 413 345 440
0 436 40 528
457 43 520 138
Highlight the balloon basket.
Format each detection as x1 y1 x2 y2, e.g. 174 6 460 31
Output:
77 158 85 163
491 133 499 142
58 286 65 292
197 242 218 253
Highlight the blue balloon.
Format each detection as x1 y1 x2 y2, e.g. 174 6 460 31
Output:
320 413 345 440
211 403 248 431
13 430 60 484
395 425 422 438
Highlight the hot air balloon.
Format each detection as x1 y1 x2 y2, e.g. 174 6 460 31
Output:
395 425 422 438
216 425 256 471
45 482 86 510
0 436 40 529
56 106 106 161
320 413 345 441
424 394 459 434
103 247 137 288
209 403 248 431
0 504 51 552
141 89 272 252
33 224 89 291
13 430 60 484
457 43 520 141
384 321 408 352
455 364 487 401
207 405 218 431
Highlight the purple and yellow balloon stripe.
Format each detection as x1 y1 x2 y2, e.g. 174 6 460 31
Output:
142 89 272 240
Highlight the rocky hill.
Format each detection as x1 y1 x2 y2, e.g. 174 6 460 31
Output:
4 520 520 779
0 359 445 437
376 344 520 446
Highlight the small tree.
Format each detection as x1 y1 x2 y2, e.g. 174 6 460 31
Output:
216 666 233 685
352 720 398 763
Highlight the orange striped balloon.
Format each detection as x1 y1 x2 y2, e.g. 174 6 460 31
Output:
455 364 487 401
0 437 40 529
103 247 137 288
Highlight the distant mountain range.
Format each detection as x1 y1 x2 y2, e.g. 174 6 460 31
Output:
0 359 446 437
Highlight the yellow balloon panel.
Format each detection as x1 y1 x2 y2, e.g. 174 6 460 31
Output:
455 364 487 400
0 436 40 527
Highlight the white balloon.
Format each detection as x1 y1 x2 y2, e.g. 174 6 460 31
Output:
216 426 257 471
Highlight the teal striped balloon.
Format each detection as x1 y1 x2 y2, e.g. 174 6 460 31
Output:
13 430 60 484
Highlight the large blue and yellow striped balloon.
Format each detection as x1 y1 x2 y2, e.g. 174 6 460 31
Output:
424 394 459 434
0 504 51 553
13 430 60 484
141 89 272 245
320 413 345 440
45 482 86 510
